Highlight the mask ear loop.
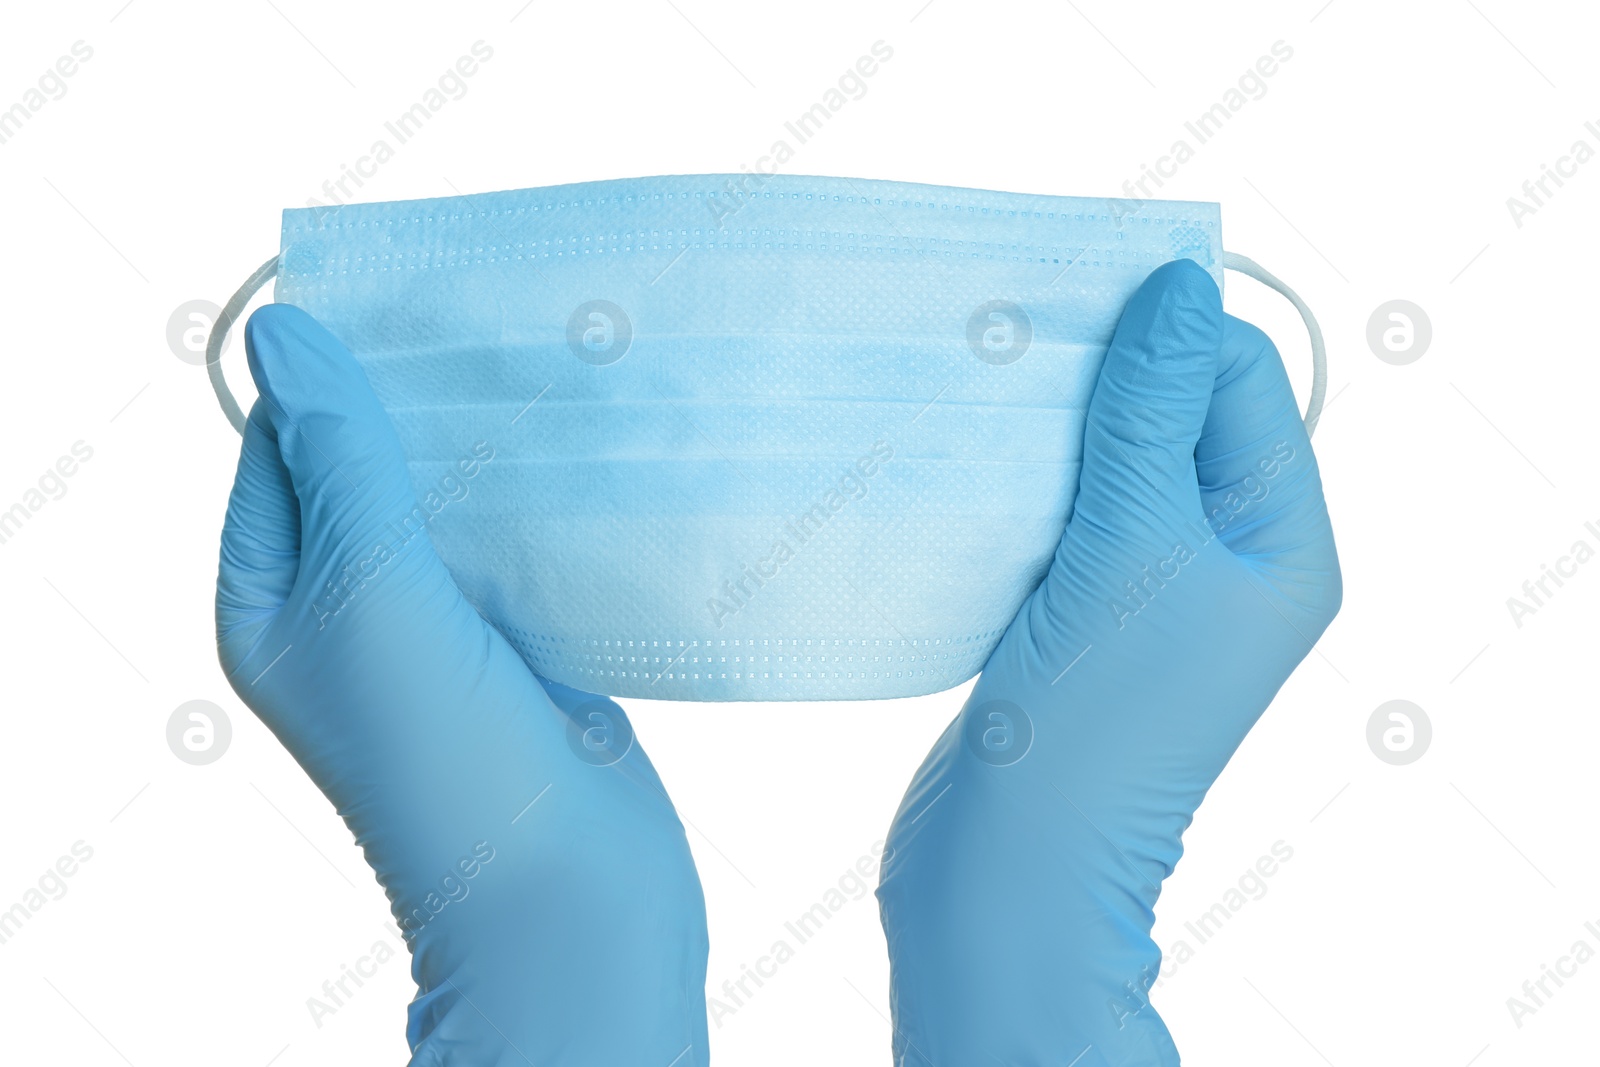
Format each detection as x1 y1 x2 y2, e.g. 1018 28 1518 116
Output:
207 255 279 435
1220 250 1327 437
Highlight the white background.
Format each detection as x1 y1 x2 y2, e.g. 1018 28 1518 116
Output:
1 1 1595 1064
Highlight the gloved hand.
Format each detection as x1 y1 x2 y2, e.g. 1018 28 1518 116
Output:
876 260 1342 1066
216 305 710 1066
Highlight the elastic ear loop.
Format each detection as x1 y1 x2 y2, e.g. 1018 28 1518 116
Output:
207 250 1326 438
1221 250 1326 437
207 254 279 435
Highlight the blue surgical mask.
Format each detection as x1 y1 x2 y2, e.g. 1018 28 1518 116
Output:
209 175 1323 701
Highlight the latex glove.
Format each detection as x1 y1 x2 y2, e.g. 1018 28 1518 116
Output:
876 260 1342 1066
216 305 710 1067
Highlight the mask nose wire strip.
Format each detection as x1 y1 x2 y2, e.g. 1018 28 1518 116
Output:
206 251 1327 438
1220 250 1326 437
207 254 279 435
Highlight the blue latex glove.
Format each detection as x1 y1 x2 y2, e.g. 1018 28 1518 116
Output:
216 306 710 1066
876 261 1342 1065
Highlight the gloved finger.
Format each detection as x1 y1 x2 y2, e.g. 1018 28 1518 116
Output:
539 677 613 719
242 304 428 583
1195 315 1337 572
537 677 681 801
216 399 300 659
1063 258 1222 549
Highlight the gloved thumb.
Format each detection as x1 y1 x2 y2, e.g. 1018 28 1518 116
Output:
1064 258 1222 547
239 303 435 610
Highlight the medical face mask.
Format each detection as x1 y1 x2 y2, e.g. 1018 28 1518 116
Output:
209 175 1323 701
